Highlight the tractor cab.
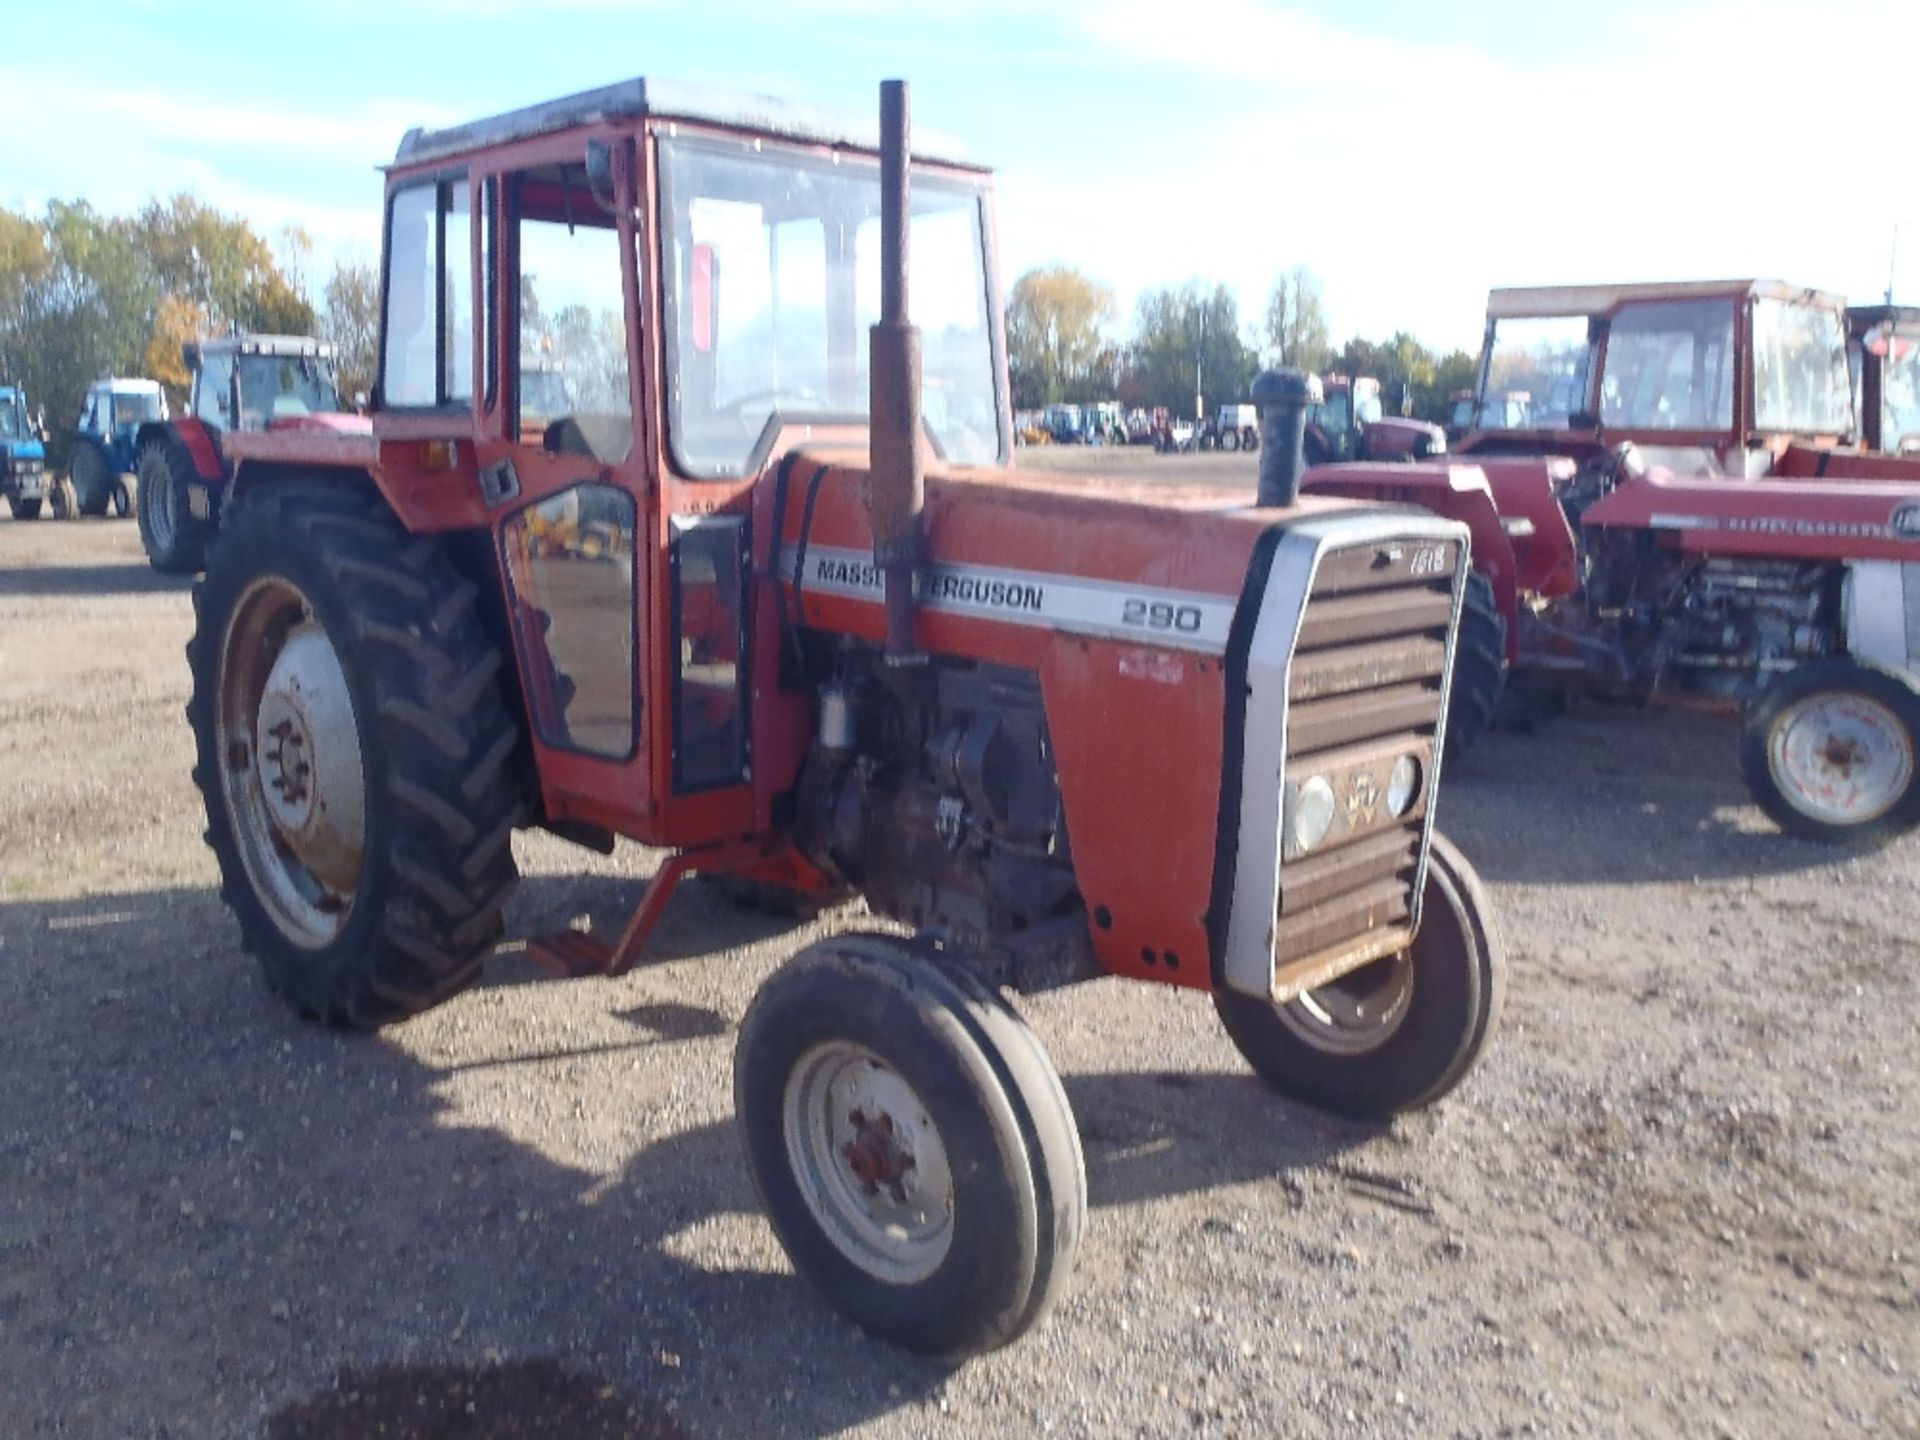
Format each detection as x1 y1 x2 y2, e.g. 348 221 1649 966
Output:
1846 303 1920 455
186 336 352 432
67 377 168 517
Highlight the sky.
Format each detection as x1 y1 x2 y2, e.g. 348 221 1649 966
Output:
3 0 1916 354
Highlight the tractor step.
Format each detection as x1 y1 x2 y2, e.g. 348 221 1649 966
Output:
524 929 617 978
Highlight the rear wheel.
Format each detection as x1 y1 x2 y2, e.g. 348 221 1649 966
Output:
1445 569 1509 757
1740 658 1920 846
189 480 522 1027
1214 833 1503 1119
735 935 1086 1355
137 440 211 573
71 443 112 516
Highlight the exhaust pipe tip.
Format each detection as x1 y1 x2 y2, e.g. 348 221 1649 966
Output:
1251 368 1323 509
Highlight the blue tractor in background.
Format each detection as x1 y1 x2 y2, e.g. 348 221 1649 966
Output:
0 384 50 520
59 377 168 518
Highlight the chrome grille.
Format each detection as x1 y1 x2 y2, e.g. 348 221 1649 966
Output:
1273 538 1461 986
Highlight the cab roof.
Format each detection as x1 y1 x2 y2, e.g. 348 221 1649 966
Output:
85 377 165 394
390 76 980 172
1487 279 1844 319
192 335 335 360
1847 303 1920 333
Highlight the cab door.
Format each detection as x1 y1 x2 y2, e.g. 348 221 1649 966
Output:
468 136 657 840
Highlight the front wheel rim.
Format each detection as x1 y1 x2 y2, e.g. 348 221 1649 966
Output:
1277 950 1416 1055
216 577 366 948
782 1041 955 1284
1768 690 1914 827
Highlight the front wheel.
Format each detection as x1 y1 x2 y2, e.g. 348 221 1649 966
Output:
1740 658 1920 845
1220 429 1240 453
8 495 43 520
1214 833 1504 1119
189 481 523 1027
735 935 1086 1356
71 443 113 516
1445 569 1509 757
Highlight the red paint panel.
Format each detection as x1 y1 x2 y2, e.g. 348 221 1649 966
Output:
1584 471 1920 562
1041 636 1225 991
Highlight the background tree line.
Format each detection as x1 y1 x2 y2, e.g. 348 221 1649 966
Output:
0 194 377 468
1006 263 1477 425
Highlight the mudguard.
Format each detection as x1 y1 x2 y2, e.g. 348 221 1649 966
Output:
139 418 225 483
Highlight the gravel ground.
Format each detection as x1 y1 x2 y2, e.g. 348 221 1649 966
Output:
2 501 1917 1440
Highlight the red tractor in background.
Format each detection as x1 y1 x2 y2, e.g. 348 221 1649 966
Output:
1305 278 1920 845
1848 303 1920 455
179 78 1504 1356
1304 375 1446 466
134 334 369 573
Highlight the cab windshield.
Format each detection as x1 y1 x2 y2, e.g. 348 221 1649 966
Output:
1599 298 1735 431
236 354 339 424
661 135 1000 478
110 392 164 428
1752 298 1851 435
1882 328 1920 451
1479 315 1594 429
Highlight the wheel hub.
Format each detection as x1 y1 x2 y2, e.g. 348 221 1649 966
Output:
1770 692 1914 826
783 1042 954 1283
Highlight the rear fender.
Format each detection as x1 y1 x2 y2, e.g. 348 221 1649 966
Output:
146 419 225 483
1301 461 1522 656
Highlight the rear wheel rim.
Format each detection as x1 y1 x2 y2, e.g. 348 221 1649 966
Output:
1277 950 1416 1055
782 1040 955 1284
216 577 366 948
1769 690 1914 827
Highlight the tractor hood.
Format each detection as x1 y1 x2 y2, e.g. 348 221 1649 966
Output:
1584 469 1920 563
265 412 373 436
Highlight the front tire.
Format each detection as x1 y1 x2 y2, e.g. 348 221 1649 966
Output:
1740 658 1920 846
8 495 43 520
1446 569 1509 757
137 440 212 573
1214 833 1504 1119
189 480 522 1027
71 442 114 516
735 935 1086 1356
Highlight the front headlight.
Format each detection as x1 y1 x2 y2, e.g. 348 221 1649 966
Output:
1386 755 1420 817
1290 775 1336 854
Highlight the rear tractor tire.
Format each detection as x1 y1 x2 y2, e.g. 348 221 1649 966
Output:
188 480 522 1027
1740 658 1920 846
137 440 212 573
1445 569 1509 758
735 934 1087 1356
1213 832 1504 1120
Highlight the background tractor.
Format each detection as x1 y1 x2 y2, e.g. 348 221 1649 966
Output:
133 334 367 572
0 383 49 519
1306 279 1920 844
1304 375 1445 466
1847 303 1920 455
58 377 167 519
181 77 1504 1356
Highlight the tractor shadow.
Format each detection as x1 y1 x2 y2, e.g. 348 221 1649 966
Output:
1 883 1364 1439
0 556 190 597
1439 703 1859 885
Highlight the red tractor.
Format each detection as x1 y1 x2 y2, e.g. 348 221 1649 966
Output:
181 78 1505 1354
1847 303 1920 455
133 334 369 573
1304 375 1446 465
1306 279 1920 844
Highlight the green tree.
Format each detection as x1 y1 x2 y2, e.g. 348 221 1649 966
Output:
1128 282 1255 417
1263 266 1333 374
1005 265 1114 409
134 193 314 337
321 260 380 403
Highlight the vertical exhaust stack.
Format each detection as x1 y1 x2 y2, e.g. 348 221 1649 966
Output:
869 79 925 659
1251 368 1323 508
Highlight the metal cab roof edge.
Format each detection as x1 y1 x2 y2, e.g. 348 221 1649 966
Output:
1487 279 1846 319
1847 303 1920 332
189 335 337 359
388 76 982 172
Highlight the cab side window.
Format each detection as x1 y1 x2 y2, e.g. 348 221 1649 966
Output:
194 353 234 429
382 176 473 409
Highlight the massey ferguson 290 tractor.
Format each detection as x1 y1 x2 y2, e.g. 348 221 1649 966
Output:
133 334 367 573
1306 279 1920 845
183 79 1503 1355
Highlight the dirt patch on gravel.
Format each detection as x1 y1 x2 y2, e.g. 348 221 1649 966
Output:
2 514 1917 1439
